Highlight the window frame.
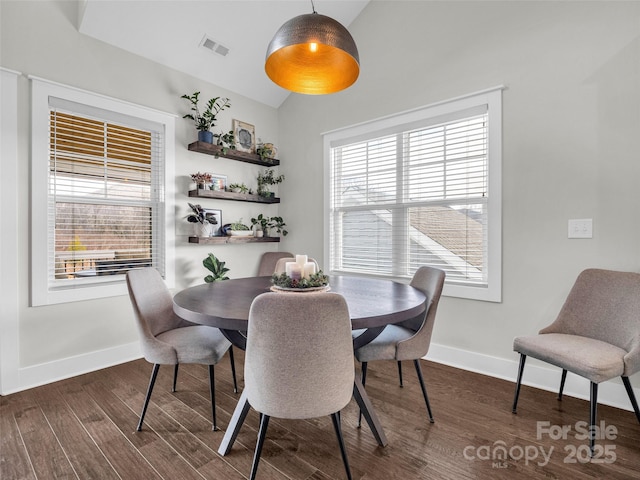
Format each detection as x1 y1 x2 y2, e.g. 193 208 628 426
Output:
323 87 502 302
30 77 175 306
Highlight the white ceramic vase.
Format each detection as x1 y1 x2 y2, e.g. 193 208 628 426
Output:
194 221 214 237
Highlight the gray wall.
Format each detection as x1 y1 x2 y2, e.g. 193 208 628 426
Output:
277 1 640 400
1 1 639 406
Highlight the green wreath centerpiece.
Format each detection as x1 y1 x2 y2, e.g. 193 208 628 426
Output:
271 271 329 289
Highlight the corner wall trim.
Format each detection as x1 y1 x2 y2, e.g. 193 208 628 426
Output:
3 342 142 395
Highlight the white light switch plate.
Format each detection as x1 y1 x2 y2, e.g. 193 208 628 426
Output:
568 219 593 239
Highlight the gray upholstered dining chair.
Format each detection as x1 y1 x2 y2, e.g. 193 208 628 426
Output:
256 251 292 276
354 266 445 426
245 292 355 480
126 268 237 432
512 268 640 454
273 256 320 274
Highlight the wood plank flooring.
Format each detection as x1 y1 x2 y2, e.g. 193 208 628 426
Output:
2 351 639 479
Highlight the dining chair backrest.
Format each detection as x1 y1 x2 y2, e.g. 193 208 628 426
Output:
538 268 640 373
257 251 293 276
396 266 446 361
273 257 320 275
244 292 355 419
126 268 192 361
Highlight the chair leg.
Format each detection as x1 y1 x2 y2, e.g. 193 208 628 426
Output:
250 414 270 480
229 346 238 394
209 365 218 431
137 364 160 431
558 369 567 400
512 354 527 414
413 359 434 423
397 361 404 387
172 364 179 393
331 412 353 480
357 362 368 428
621 376 640 424
589 382 598 457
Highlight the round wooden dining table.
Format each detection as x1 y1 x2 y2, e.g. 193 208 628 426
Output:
172 274 427 455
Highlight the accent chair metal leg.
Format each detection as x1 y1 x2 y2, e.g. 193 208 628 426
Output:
512 354 527 414
589 382 598 457
250 414 270 480
209 365 218 431
621 376 640 424
228 346 238 394
558 369 567 400
357 362 368 428
172 364 179 393
137 364 160 431
331 412 353 480
397 361 404 387
413 359 434 423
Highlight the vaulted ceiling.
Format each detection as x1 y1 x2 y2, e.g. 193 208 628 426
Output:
79 0 369 108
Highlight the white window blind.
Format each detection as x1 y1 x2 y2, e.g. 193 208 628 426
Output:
48 108 164 283
326 88 502 301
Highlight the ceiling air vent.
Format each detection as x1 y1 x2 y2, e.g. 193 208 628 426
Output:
200 35 229 57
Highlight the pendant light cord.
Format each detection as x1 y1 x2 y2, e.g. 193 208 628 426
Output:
310 0 316 14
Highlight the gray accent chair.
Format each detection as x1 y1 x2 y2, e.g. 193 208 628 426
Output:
245 292 355 480
512 268 640 454
257 251 293 276
353 266 445 425
126 268 237 432
273 256 320 274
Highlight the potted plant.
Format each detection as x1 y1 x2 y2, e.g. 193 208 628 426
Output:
229 182 250 194
250 213 269 237
203 253 230 282
181 91 231 143
256 140 278 162
224 219 252 237
190 172 212 190
214 130 236 156
267 216 288 237
186 203 218 237
257 169 285 197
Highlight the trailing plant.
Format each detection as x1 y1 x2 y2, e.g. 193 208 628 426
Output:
250 214 288 236
203 253 230 282
268 216 288 236
181 91 231 132
257 169 285 197
214 130 236 156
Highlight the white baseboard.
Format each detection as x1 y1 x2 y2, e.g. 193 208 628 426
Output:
3 342 142 395
426 343 639 412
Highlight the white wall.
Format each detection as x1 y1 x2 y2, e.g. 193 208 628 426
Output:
1 1 639 410
0 0 280 393
277 1 640 409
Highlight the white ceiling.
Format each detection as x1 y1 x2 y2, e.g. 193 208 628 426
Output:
78 0 369 108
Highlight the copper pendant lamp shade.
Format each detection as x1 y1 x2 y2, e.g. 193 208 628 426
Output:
265 12 360 95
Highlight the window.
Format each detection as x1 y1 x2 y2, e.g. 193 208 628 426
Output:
324 88 502 302
31 78 175 306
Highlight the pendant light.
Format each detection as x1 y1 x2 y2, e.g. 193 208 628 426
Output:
265 0 360 95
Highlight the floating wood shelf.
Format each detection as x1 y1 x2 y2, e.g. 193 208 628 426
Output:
188 142 280 166
188 236 281 244
189 189 280 204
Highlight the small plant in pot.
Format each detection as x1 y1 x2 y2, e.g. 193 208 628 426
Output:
190 172 212 190
257 169 285 198
256 140 278 162
181 91 231 143
228 182 250 194
251 214 288 237
186 203 218 237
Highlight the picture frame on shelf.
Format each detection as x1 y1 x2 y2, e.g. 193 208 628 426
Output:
208 173 227 191
233 119 255 153
204 208 222 236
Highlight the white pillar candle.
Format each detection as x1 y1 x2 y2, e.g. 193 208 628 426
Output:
289 263 302 281
285 261 297 277
295 254 308 270
303 262 316 279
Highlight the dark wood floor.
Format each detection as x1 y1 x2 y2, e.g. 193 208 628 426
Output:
2 350 639 479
